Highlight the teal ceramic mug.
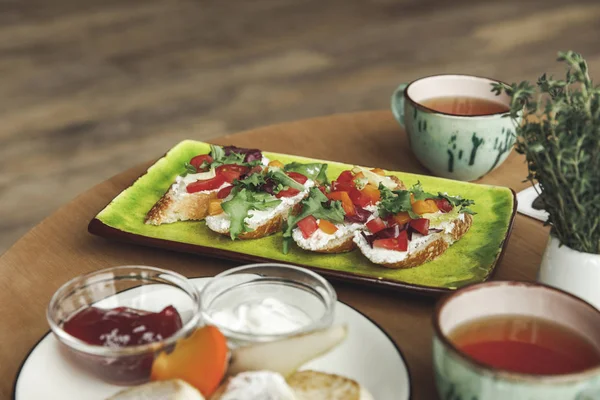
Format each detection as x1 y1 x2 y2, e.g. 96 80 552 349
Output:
433 281 600 400
391 75 518 181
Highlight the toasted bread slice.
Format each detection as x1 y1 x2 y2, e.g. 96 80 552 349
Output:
107 379 205 400
288 370 373 400
354 213 473 269
145 185 219 225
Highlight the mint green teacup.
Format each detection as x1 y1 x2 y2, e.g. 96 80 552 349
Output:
433 281 600 400
391 75 518 181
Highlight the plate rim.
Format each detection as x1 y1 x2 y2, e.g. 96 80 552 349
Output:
87 140 518 297
12 285 413 400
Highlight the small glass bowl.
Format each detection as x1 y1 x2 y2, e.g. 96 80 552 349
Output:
47 265 201 385
200 263 337 347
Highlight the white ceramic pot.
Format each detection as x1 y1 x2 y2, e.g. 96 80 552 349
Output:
538 234 600 310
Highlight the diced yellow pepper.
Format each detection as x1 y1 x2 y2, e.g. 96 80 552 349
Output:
208 199 223 216
268 160 284 169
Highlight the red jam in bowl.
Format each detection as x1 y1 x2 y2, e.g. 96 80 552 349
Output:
62 305 183 384
64 305 183 347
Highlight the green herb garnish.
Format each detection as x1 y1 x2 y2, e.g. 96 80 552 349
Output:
235 173 267 191
267 169 305 191
210 144 225 161
378 185 419 219
209 144 261 168
409 181 437 201
221 189 282 239
283 162 329 185
378 182 475 218
437 193 476 215
183 162 198 176
282 187 345 253
492 50 600 253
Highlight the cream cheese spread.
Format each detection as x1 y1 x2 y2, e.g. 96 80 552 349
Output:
209 298 312 335
292 221 363 250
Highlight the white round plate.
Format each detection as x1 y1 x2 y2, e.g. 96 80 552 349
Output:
13 277 411 400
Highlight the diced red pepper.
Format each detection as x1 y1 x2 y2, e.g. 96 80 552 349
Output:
327 191 356 216
276 187 301 198
331 170 356 192
331 180 354 192
348 188 371 208
409 218 430 235
434 198 453 213
189 155 213 172
297 215 318 238
366 217 386 234
396 230 408 251
337 170 354 182
373 230 408 252
217 185 233 199
187 174 227 193
286 172 308 184
215 164 250 183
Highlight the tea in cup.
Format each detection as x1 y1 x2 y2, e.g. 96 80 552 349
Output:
433 281 600 400
391 74 518 181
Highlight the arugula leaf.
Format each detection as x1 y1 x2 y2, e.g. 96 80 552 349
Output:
378 182 476 217
248 191 281 210
212 151 246 168
210 144 261 168
183 162 198 176
282 188 345 253
268 169 305 191
410 181 437 201
283 162 329 184
209 144 225 161
272 182 285 194
221 189 282 239
235 173 267 191
378 185 419 219
437 193 477 215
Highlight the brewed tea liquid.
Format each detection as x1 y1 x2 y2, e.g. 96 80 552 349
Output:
421 96 508 116
449 315 600 375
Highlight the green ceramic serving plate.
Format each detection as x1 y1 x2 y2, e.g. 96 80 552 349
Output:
88 140 517 296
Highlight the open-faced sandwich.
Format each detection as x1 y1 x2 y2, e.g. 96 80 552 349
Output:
284 167 405 254
145 145 266 225
204 160 328 240
143 145 476 271
353 182 475 269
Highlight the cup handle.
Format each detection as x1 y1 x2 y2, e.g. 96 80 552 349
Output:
391 83 408 127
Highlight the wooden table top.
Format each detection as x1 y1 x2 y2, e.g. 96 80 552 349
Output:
0 110 549 399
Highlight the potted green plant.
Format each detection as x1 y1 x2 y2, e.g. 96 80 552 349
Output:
493 51 600 309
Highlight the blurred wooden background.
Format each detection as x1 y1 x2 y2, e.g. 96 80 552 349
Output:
2 0 600 254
